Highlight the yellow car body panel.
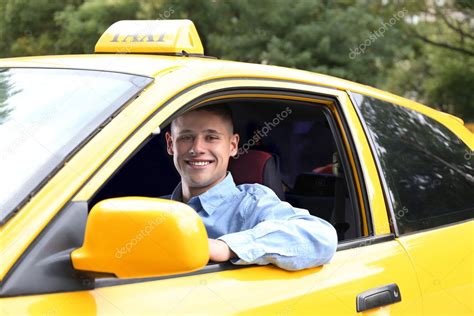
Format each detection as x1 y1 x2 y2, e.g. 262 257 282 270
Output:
336 92 392 236
398 220 474 315
1 239 422 315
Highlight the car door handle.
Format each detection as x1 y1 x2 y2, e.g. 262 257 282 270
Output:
356 283 402 312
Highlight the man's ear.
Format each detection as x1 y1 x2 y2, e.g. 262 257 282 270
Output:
165 131 174 155
230 133 240 157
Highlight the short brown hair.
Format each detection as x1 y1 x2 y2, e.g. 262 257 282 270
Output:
171 105 234 134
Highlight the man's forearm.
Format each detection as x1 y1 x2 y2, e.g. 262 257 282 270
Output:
217 216 338 270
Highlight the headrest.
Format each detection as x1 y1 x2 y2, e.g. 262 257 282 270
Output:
228 150 285 200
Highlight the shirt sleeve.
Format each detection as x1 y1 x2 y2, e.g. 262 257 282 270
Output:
217 185 338 271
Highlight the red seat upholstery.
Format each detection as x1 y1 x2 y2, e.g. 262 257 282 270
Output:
228 149 285 200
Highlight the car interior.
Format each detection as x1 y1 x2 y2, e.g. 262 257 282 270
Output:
90 98 362 243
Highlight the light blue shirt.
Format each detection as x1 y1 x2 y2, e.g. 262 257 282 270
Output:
170 172 338 271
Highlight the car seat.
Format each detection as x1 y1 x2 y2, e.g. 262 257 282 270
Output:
228 149 285 200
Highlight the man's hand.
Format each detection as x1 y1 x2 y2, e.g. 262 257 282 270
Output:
208 239 236 262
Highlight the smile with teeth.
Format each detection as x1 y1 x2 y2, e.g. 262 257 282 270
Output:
186 160 213 166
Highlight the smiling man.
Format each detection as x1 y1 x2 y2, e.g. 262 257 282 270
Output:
165 106 337 270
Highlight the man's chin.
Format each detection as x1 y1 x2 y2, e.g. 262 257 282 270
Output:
185 174 225 190
187 178 214 189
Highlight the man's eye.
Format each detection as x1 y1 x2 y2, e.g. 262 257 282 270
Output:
206 135 219 141
179 135 193 141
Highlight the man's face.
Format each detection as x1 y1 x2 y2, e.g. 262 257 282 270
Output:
166 110 239 193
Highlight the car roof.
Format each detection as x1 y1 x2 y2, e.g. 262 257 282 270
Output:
0 54 468 135
0 54 405 99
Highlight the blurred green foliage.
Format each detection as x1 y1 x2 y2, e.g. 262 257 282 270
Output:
0 0 472 120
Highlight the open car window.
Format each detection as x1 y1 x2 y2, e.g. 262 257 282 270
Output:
91 98 362 242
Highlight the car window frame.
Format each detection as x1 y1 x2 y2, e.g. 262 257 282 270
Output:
84 86 377 289
86 86 371 236
81 84 376 263
73 78 374 236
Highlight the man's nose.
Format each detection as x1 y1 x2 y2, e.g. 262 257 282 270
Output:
190 136 206 154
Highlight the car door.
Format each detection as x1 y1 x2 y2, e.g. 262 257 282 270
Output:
350 92 474 315
1 77 423 315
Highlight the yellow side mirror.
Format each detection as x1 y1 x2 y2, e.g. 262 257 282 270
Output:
71 197 209 278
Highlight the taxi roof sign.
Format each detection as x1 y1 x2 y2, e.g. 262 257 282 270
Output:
95 20 204 55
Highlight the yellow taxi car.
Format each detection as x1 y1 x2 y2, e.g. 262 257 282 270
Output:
1 20 473 315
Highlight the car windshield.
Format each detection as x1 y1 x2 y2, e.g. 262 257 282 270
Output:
0 68 153 223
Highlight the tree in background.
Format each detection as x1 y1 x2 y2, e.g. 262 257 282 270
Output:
164 0 412 87
0 0 472 121
384 0 473 121
1 0 71 56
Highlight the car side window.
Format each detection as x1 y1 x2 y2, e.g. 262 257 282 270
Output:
352 92 474 234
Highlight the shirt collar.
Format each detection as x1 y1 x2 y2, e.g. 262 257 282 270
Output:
170 172 239 216
170 182 183 202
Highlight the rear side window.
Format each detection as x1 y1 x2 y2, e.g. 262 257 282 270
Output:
352 92 474 234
